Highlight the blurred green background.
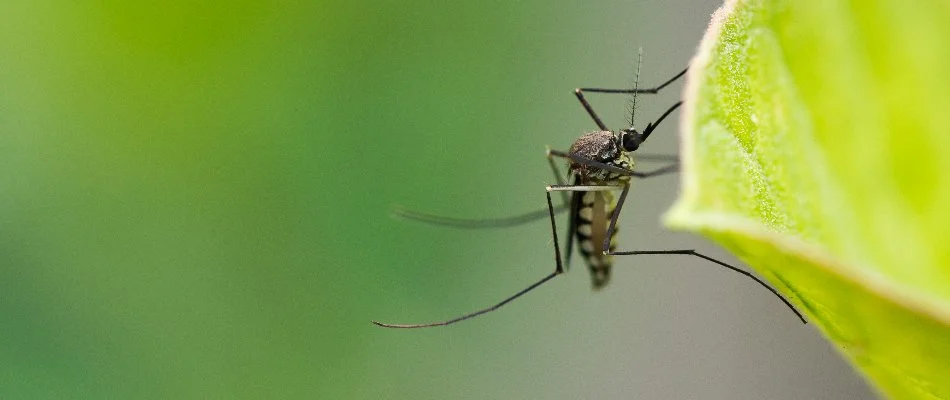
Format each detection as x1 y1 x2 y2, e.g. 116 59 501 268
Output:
1 1 875 398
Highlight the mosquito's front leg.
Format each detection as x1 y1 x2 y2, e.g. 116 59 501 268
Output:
574 67 688 130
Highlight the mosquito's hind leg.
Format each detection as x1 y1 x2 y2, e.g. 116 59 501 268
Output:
609 248 807 324
392 146 579 230
370 183 577 329
392 205 568 229
597 183 807 324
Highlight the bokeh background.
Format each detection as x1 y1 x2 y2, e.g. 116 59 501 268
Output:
1 0 876 398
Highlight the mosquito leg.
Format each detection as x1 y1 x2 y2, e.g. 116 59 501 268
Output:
598 184 806 323
549 183 622 273
547 185 622 193
637 101 683 144
563 189 580 273
631 162 679 179
546 146 570 203
601 183 631 255
392 204 569 229
612 249 806 324
371 269 559 328
574 67 688 129
578 67 687 94
547 149 676 181
634 153 679 163
547 149 634 177
371 183 574 329
544 146 580 270
574 89 610 131
390 147 578 231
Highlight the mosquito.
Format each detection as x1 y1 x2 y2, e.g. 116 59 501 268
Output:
373 58 806 329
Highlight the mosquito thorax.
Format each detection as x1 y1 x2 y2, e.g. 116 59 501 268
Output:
568 130 633 182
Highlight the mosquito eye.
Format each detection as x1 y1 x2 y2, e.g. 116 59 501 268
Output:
622 130 643 152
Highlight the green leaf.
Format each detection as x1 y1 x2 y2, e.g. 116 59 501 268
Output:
665 0 950 398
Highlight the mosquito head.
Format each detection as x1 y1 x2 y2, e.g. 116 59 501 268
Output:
619 128 645 152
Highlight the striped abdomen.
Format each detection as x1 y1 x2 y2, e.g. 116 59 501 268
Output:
574 190 619 289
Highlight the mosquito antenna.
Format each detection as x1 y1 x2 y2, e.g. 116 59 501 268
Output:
628 47 644 128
